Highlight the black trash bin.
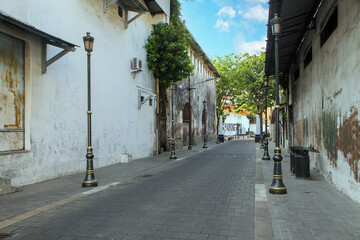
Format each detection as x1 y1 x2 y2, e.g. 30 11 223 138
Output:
255 134 261 143
218 134 224 143
289 146 302 174
290 146 320 179
295 149 310 178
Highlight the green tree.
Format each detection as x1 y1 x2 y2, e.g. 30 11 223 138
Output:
145 0 193 88
212 52 276 119
211 54 238 119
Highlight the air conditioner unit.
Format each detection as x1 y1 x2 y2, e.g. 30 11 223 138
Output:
131 58 142 70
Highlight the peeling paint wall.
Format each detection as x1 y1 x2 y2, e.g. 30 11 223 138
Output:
0 0 169 186
287 0 360 203
165 55 218 150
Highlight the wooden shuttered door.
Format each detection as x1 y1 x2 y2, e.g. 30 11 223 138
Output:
0 32 25 151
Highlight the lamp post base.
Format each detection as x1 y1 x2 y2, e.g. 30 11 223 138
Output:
269 147 287 194
82 171 98 187
82 150 98 188
262 139 271 160
269 184 287 194
169 139 177 160
82 180 98 188
203 135 208 148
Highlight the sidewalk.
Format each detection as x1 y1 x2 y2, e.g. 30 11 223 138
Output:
0 141 223 233
257 141 360 240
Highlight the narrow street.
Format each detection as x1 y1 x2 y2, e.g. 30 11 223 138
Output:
2 139 360 240
3 140 257 240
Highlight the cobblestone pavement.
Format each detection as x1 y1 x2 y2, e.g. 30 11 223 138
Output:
1 140 258 240
260 142 360 240
2 139 360 240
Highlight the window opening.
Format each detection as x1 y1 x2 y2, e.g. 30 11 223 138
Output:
320 6 338 47
304 46 312 69
294 67 300 81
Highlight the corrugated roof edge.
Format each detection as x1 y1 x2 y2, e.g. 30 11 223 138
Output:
0 10 79 49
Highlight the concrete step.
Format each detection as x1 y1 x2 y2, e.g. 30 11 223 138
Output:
0 178 11 195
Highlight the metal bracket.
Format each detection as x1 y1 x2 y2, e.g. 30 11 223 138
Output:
138 89 157 112
103 0 147 29
124 10 144 29
42 39 75 74
103 0 118 12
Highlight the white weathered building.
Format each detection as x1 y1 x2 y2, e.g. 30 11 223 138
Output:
0 0 170 188
161 34 220 150
265 0 360 203
222 111 249 136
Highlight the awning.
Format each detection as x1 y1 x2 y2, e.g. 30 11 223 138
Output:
118 0 149 12
104 0 166 29
265 0 322 76
0 11 78 74
145 0 165 15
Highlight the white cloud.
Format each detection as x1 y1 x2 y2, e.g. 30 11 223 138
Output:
215 19 230 32
234 35 266 55
217 6 236 18
243 4 268 22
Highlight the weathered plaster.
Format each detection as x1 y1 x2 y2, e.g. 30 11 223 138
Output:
287 0 360 203
0 0 169 186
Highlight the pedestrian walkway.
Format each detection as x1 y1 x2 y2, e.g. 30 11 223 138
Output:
257 141 360 240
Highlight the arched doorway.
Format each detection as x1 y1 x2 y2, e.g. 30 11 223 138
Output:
182 102 190 146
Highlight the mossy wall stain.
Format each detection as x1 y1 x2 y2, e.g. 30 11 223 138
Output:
313 114 321 149
321 111 338 167
296 118 304 146
337 107 360 182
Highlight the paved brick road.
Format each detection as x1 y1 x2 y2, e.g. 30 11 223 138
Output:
5 140 257 240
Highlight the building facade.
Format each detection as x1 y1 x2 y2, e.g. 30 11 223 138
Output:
265 0 360 203
222 110 250 137
161 36 220 150
0 0 169 187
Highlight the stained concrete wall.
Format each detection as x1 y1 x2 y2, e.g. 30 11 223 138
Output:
287 0 360 203
0 0 169 186
165 54 218 150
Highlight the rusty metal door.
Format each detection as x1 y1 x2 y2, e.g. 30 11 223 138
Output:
0 32 25 151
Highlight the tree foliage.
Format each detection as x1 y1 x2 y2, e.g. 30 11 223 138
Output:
212 52 277 119
145 0 193 88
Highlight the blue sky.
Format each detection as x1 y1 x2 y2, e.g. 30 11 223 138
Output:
181 0 269 58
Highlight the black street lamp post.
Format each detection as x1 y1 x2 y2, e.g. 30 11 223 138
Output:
82 32 98 188
170 81 177 160
269 13 287 194
260 104 264 149
216 108 220 144
202 100 208 148
262 76 271 161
